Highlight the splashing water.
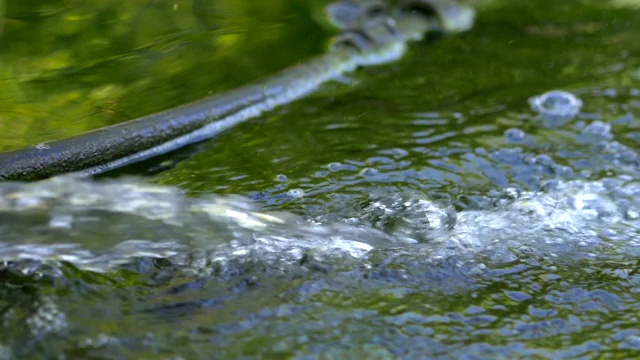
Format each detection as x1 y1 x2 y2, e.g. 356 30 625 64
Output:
2 0 640 356
1 166 639 276
0 87 638 275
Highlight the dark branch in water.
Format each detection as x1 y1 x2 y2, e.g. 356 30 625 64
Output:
0 0 474 181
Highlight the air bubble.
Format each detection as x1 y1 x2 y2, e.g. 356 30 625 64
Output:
504 128 526 142
533 154 555 166
379 148 409 158
359 167 379 177
327 162 342 172
275 174 288 182
287 189 305 199
529 90 583 127
552 164 574 178
327 162 357 172
581 121 613 140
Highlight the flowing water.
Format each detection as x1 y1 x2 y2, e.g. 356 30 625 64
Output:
2 0 640 358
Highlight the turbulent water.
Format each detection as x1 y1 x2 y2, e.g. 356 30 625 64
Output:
3 103 640 357
2 0 640 358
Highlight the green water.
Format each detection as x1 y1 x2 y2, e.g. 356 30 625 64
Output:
0 0 328 151
2 0 640 358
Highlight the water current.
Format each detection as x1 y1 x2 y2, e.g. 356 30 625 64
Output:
2 0 640 358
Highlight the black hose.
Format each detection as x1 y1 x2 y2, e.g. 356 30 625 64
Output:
0 0 474 181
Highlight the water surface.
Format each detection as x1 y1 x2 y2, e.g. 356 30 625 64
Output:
2 0 640 358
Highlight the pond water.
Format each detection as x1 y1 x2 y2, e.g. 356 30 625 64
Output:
2 0 640 358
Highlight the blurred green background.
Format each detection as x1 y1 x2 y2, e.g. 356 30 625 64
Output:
0 0 332 152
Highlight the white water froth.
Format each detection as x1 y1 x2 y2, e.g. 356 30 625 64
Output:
1 173 639 273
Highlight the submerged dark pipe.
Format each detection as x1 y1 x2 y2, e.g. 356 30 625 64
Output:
0 0 474 181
